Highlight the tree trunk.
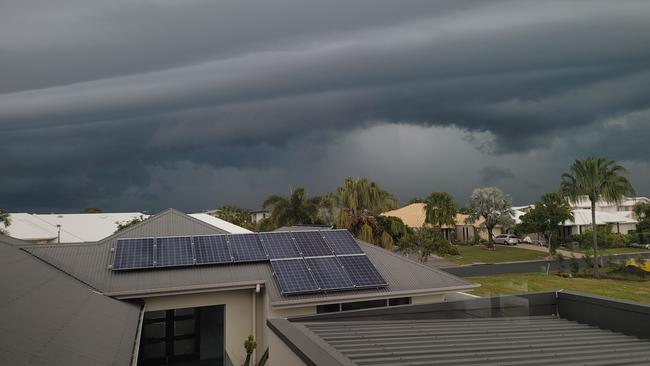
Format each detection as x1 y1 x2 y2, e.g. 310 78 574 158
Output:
487 226 494 249
547 231 553 256
591 200 600 278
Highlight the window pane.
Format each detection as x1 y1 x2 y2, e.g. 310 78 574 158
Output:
341 299 386 311
143 322 166 339
316 303 340 314
142 342 166 360
144 310 166 320
174 339 195 355
174 318 195 336
389 297 411 306
174 308 195 317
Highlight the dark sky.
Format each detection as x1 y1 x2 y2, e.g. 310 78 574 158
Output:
1 0 649 213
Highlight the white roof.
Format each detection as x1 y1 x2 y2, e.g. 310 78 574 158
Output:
3 211 251 243
569 196 649 209
188 213 252 234
564 209 637 226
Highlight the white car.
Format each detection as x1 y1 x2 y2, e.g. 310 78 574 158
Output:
494 234 519 245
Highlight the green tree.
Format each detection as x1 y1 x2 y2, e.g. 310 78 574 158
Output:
334 177 398 245
517 192 573 255
262 187 319 229
560 157 635 277
397 227 459 262
406 197 426 204
215 205 252 227
633 202 650 232
424 192 457 232
466 187 515 248
0 209 11 235
115 215 146 232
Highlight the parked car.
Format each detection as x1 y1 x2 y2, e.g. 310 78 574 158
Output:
629 243 650 250
494 234 519 245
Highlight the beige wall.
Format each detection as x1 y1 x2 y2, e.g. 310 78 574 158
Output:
411 293 446 305
144 289 261 366
266 330 309 366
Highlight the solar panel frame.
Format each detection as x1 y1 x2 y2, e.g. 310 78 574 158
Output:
271 258 320 295
112 238 155 270
155 236 195 268
259 232 301 260
321 230 364 255
305 256 355 291
227 233 267 263
193 234 233 265
338 254 387 288
291 231 332 257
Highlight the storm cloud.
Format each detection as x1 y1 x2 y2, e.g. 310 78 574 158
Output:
1 0 649 212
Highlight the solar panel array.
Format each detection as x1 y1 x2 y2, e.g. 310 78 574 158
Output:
111 229 387 295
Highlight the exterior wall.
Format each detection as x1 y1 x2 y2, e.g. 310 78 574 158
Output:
266 330 309 366
144 289 259 366
410 293 446 305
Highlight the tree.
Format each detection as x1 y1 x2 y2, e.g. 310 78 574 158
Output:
632 202 650 232
406 197 426 204
83 207 103 213
517 192 573 255
0 209 11 235
215 205 252 227
397 227 459 262
115 215 146 232
262 187 319 229
424 192 457 232
334 177 398 245
560 157 635 277
466 187 515 248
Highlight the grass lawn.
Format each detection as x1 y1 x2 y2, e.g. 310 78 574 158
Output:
564 247 650 256
468 272 650 304
445 245 548 265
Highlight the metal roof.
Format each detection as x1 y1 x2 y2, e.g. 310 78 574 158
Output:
279 316 650 366
0 235 141 366
21 209 476 306
269 292 650 366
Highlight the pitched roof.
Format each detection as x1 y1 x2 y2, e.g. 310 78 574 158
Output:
381 203 485 228
565 209 637 226
21 209 476 306
0 235 141 366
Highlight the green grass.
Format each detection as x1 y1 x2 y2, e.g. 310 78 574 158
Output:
468 272 650 304
445 245 548 265
564 247 650 256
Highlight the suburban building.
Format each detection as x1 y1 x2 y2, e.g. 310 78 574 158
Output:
3 208 477 366
569 195 650 213
1 211 250 244
250 209 271 224
382 203 503 243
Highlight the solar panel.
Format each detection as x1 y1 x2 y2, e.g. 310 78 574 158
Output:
194 235 232 265
113 238 155 270
259 232 301 259
271 259 319 294
227 233 267 262
291 231 332 257
338 255 387 288
306 257 354 291
156 236 194 267
321 230 364 255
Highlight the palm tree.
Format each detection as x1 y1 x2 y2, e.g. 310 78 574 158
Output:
424 192 457 236
0 209 10 235
560 157 635 277
262 188 318 229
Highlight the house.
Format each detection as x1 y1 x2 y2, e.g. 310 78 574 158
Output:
4 208 477 366
559 209 638 238
569 196 650 213
268 291 650 365
1 211 250 244
381 203 503 243
250 209 270 224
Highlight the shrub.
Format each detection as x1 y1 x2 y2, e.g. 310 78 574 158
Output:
569 226 632 249
569 255 580 276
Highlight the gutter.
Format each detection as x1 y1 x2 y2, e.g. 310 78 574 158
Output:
108 280 266 299
130 305 145 366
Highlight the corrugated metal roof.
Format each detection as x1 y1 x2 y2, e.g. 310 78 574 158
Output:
21 209 476 306
286 316 650 365
0 235 141 366
564 209 637 226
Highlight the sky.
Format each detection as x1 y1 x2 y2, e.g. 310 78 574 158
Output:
1 0 649 213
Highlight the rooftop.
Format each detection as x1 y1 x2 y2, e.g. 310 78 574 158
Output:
269 291 650 366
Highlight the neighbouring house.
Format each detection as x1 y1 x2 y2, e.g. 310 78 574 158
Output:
568 195 650 213
250 209 270 224
3 208 478 366
381 203 503 243
1 211 250 244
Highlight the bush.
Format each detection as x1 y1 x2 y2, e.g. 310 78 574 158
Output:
569 226 632 249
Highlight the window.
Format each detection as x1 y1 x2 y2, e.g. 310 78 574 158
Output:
388 297 411 306
316 303 341 314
